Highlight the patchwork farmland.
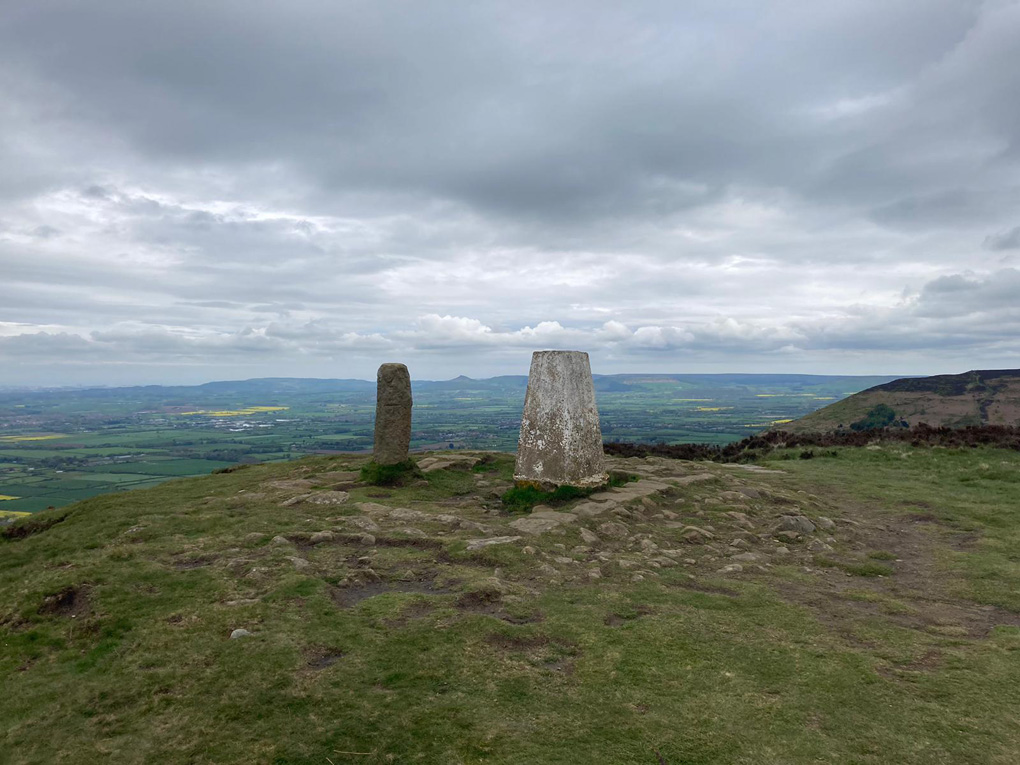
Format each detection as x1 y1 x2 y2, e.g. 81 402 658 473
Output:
0 373 896 513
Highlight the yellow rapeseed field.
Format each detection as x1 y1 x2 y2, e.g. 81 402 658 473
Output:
0 434 67 442
179 406 289 417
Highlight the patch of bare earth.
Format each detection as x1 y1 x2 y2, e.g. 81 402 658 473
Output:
774 501 1020 641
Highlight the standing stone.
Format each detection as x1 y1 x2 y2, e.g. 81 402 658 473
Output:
373 363 412 465
514 350 608 488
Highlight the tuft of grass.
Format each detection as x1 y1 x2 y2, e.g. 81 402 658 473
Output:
813 555 894 577
843 562 895 577
359 459 420 487
501 472 636 513
868 551 898 561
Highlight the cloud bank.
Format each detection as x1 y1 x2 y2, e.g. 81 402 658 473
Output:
1 1 1018 384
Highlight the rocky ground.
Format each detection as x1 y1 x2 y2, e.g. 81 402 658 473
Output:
217 453 876 618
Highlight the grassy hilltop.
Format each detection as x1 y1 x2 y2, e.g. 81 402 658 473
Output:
3 445 1020 763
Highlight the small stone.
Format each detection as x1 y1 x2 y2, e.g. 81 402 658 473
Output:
639 538 659 552
598 521 629 539
683 559 697 565
310 530 335 544
679 526 714 544
229 628 253 639
631 574 645 582
355 502 391 514
225 558 254 574
347 517 381 532
807 539 833 552
287 556 311 571
510 511 578 535
729 538 751 550
777 515 816 534
588 569 602 579
731 552 762 562
724 511 755 530
358 533 376 546
579 528 600 545
244 532 267 544
270 535 291 546
389 507 427 522
466 535 522 551
816 517 836 531
776 531 801 543
775 546 790 555
717 564 743 574
719 491 748 503
401 527 428 538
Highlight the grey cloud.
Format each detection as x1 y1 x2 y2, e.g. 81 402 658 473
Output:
984 226 1020 251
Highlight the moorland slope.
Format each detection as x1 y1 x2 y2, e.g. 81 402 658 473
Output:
784 369 1020 433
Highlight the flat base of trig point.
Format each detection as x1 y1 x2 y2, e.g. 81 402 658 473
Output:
511 474 610 492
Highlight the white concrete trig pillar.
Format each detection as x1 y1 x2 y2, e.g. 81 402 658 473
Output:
514 350 608 488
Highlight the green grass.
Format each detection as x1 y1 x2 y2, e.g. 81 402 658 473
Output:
763 445 1020 610
501 472 636 513
868 551 898 561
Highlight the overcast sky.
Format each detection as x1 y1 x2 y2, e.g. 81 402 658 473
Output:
2 0 1019 386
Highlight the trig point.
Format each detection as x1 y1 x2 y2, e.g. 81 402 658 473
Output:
373 363 412 465
514 350 608 488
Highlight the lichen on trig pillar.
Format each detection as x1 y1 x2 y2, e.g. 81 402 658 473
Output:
373 363 412 465
514 350 608 488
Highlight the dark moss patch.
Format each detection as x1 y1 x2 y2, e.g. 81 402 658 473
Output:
37 585 91 619
304 646 346 670
2 508 72 541
359 459 421 487
212 463 251 474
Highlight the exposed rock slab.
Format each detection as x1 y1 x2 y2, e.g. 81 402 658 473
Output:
509 510 578 535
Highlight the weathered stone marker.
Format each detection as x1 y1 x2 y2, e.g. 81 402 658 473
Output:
373 363 412 465
514 350 608 488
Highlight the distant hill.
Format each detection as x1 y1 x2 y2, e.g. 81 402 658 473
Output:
0 372 901 401
783 369 1020 433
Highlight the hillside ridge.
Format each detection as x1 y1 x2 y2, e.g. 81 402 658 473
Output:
784 368 1020 432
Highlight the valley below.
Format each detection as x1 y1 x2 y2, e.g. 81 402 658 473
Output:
0 373 894 516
